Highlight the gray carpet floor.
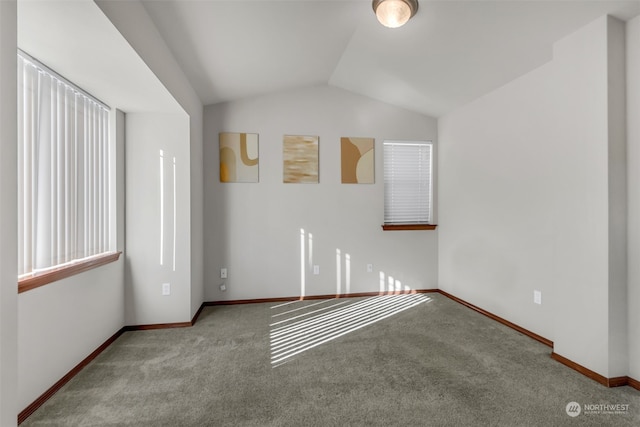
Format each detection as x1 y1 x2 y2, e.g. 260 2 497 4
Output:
22 293 640 426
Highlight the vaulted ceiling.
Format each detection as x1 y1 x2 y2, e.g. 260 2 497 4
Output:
141 0 640 117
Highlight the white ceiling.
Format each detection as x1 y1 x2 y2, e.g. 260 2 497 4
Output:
141 0 640 117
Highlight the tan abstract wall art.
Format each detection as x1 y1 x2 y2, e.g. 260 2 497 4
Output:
341 137 374 184
219 132 259 183
283 135 319 183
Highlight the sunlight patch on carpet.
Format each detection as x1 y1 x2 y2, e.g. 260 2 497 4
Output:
269 293 431 367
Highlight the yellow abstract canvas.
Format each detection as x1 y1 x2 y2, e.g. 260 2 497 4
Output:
219 132 259 183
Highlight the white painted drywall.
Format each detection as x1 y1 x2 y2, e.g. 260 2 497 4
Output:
439 16 626 377
0 1 17 425
627 14 640 382
606 16 628 378
125 113 192 325
96 0 204 319
17 260 125 410
204 85 438 301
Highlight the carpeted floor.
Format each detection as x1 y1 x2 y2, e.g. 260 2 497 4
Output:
22 293 640 426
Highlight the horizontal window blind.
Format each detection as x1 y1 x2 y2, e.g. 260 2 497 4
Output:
18 52 112 277
383 141 433 224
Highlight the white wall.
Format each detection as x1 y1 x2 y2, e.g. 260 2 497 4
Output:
17 261 125 410
606 17 628 379
124 113 192 325
627 14 640 381
438 16 627 377
204 85 438 301
96 0 204 319
0 1 17 425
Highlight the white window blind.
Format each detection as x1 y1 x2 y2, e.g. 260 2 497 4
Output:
17 51 112 277
383 141 433 224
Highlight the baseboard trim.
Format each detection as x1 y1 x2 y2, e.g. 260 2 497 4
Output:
608 376 629 387
206 289 439 306
550 352 631 388
18 328 125 424
628 376 640 391
205 296 300 306
551 352 608 386
123 322 192 331
191 303 206 325
437 290 554 348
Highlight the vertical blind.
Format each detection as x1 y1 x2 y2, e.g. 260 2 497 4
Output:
18 52 111 277
383 141 433 224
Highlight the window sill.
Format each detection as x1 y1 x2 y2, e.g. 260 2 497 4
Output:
382 224 438 231
18 251 122 294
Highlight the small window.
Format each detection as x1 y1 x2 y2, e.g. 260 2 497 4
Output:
17 51 113 278
383 140 433 227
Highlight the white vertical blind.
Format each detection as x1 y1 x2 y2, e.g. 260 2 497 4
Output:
18 52 111 276
383 141 433 224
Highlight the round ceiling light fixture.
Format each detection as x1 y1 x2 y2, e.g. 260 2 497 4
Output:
372 0 418 29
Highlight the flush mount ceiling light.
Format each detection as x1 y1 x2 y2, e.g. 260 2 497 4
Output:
372 0 418 29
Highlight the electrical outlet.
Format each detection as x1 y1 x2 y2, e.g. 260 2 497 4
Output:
220 283 226 291
220 268 227 279
367 264 373 273
162 283 171 296
313 265 320 275
534 290 542 305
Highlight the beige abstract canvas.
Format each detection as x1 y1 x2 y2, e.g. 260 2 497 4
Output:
341 137 374 184
219 132 259 183
283 135 319 183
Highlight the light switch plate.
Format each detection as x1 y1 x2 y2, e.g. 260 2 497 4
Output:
534 290 542 305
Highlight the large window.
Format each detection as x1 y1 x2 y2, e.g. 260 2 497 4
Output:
383 140 434 229
17 51 113 280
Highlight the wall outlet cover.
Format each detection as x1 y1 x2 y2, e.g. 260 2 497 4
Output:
162 283 171 296
534 290 542 305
